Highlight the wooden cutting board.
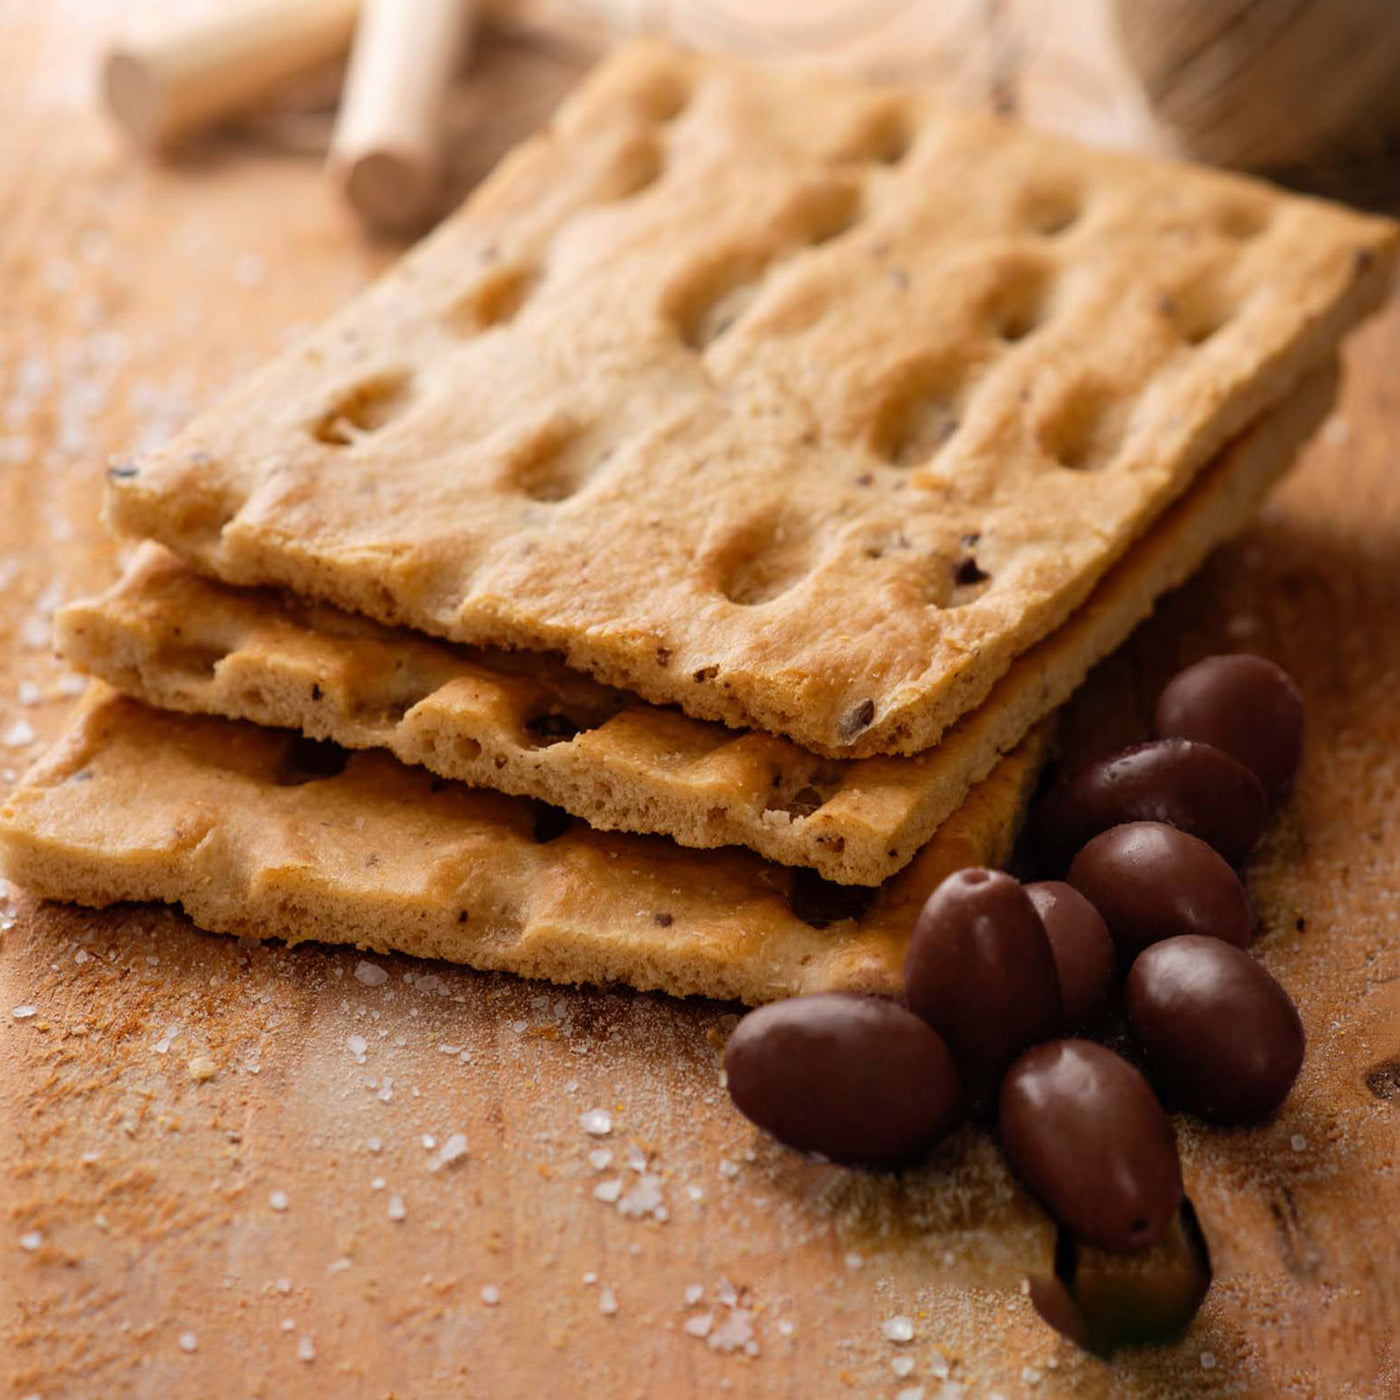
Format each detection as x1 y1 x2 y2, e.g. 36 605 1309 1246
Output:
3 5 1399 1397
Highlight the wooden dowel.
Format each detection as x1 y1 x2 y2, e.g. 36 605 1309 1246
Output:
102 0 362 151
330 0 477 233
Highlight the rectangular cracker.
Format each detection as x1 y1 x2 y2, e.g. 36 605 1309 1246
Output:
0 689 1049 1005
103 40 1396 759
61 365 1336 885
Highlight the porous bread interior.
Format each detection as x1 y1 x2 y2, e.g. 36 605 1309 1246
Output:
102 40 1397 758
0 690 1049 1005
62 365 1337 884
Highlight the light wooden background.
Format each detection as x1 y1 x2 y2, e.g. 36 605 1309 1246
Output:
2 4 1399 1398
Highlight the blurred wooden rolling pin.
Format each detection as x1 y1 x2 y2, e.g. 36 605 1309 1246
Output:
329 0 478 232
102 0 362 150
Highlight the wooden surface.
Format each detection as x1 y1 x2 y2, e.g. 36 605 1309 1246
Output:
4 4 1400 1397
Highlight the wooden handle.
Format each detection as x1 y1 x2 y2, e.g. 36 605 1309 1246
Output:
330 0 477 233
102 0 361 151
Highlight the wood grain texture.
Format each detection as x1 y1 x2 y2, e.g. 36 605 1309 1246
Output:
3 4 1399 1398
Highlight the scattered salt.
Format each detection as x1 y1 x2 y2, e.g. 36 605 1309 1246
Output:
74 950 89 965
582 1271 597 1285
684 1313 713 1338
616 1174 666 1219
480 1284 500 1306
776 1319 795 1337
1021 1366 1042 1386
178 1331 198 1353
422 1135 437 1150
16 681 40 705
152 1025 178 1053
12 1006 37 1020
276 1278 292 1294
588 1148 613 1171
346 1034 367 1059
354 961 388 987
19 1230 42 1251
684 1284 703 1306
717 1159 739 1178
892 1356 916 1377
593 1178 623 1205
296 1335 316 1363
895 1387 924 1400
387 1194 406 1221
579 1109 612 1136
598 1287 618 1316
269 1191 288 1212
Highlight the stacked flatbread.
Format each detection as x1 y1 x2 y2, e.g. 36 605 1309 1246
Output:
2 42 1393 1003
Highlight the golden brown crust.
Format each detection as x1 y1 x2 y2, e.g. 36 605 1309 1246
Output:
0 689 1049 1005
103 41 1396 758
65 366 1335 882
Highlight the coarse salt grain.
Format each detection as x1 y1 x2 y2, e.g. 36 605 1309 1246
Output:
588 1148 613 1171
684 1284 703 1305
387 1194 406 1221
297 1335 316 1362
19 1230 42 1251
269 1191 288 1212
12 1006 37 1019
881 1316 915 1343
354 961 388 987
892 1355 916 1377
2 718 35 748
599 1287 618 1316
684 1313 713 1338
480 1284 500 1306
1021 1366 1042 1385
895 1387 924 1400
717 1159 739 1178
707 1309 755 1354
347 1034 367 1059
178 1332 198 1353
776 1319 795 1337
579 1109 612 1136
593 1178 623 1205
431 1133 468 1171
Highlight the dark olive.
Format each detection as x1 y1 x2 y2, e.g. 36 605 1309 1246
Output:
723 994 962 1168
1038 739 1268 866
1000 1039 1183 1252
1127 935 1305 1123
1028 1200 1212 1356
1067 822 1252 960
1025 881 1115 1028
904 868 1061 1101
1155 654 1303 798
